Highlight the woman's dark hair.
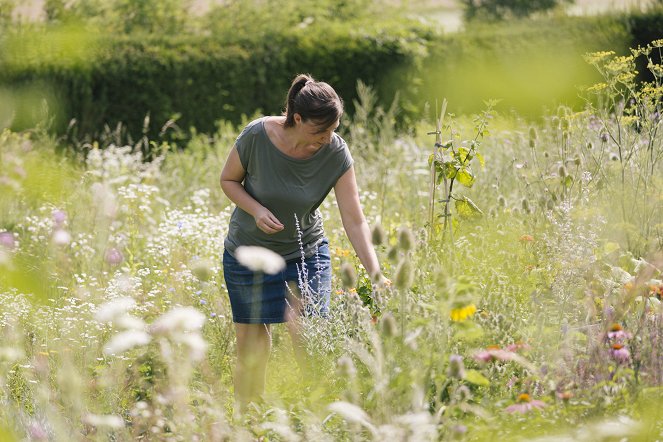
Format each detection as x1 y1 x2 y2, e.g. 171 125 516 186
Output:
283 74 343 132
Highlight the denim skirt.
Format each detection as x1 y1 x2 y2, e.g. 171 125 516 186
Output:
222 238 332 324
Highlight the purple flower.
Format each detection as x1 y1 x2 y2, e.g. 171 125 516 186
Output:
200 299 207 305
210 312 217 318
447 354 465 379
600 131 609 143
104 248 123 266
52 209 67 227
0 231 16 250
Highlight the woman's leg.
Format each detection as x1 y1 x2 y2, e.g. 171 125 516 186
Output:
234 323 271 410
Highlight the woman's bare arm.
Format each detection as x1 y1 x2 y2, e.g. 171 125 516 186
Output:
334 166 381 278
220 147 284 234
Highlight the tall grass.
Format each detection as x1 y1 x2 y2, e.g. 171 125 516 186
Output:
1 45 662 440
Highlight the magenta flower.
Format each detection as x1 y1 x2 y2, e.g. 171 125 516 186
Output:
504 394 546 414
104 248 123 266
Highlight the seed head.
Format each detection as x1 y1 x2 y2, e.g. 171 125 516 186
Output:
528 126 538 141
586 142 593 150
191 259 213 281
340 262 357 289
497 195 506 207
397 226 415 252
610 152 619 161
337 355 356 378
558 165 567 178
380 312 398 337
543 151 550 158
387 245 399 263
371 223 386 246
521 198 529 212
561 118 570 131
394 258 414 290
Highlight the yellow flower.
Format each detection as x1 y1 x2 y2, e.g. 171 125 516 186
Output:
450 304 477 322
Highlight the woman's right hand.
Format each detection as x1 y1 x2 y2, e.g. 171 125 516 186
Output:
254 207 284 234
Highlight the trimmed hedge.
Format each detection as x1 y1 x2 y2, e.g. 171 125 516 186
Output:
0 22 429 139
1 9 661 140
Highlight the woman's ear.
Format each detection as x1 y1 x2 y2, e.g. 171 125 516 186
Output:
293 113 302 125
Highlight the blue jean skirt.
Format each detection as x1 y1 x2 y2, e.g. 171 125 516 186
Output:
222 238 332 324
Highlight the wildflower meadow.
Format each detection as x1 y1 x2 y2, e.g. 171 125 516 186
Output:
1 18 663 442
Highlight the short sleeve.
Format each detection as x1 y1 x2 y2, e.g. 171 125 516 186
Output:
235 119 262 170
331 137 354 184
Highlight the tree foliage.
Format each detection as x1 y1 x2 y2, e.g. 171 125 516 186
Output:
461 0 574 21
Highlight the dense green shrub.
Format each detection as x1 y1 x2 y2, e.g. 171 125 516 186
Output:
0 20 429 140
1 9 661 142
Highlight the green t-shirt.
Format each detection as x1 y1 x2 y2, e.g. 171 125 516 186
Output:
224 117 354 260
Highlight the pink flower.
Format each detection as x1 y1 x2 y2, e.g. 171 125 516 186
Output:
0 231 16 250
506 341 530 352
474 346 517 363
609 343 630 363
504 393 546 414
607 323 630 341
104 248 124 266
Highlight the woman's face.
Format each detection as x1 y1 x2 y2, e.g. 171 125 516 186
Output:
297 116 340 149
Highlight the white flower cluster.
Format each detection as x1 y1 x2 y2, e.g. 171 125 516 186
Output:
86 145 163 185
144 191 231 268
95 296 208 361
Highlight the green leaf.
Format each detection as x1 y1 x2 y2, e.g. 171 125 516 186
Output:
455 196 483 219
456 168 475 188
457 147 470 163
464 369 490 386
446 164 458 180
476 152 485 169
562 175 574 188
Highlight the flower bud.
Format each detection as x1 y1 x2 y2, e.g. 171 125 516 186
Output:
447 354 465 379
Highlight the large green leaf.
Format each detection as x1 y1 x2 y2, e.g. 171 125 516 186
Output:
456 168 475 188
464 369 490 386
454 196 483 219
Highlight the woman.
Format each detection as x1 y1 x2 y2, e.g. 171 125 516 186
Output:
220 73 383 409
